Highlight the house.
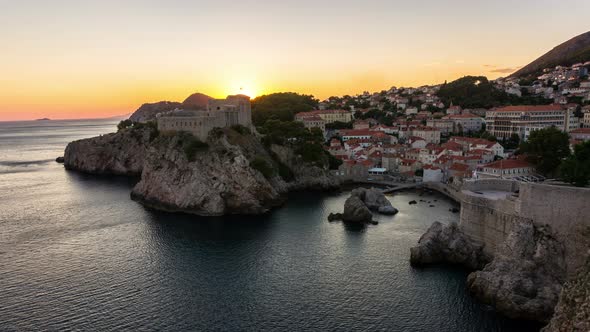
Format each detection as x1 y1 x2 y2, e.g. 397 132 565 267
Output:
423 165 443 183
476 159 534 179
411 126 441 144
570 128 590 141
353 119 370 130
443 113 484 133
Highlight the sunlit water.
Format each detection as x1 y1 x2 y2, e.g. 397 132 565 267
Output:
0 119 541 331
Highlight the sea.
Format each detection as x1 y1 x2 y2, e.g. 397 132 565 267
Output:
0 119 541 331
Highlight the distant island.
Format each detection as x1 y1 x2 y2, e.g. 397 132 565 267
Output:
35 118 51 121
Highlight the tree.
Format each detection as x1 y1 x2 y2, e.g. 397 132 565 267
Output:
117 119 133 131
251 92 319 126
559 141 590 187
520 127 570 177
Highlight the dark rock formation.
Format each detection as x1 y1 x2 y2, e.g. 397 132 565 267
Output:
410 221 490 270
337 187 398 223
359 188 399 215
409 200 417 205
467 221 567 323
55 156 64 163
128 101 183 123
64 126 153 176
543 254 590 332
327 213 343 222
342 195 373 223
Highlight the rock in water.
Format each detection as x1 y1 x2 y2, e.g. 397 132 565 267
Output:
354 187 399 215
543 255 590 332
342 196 373 223
55 156 64 163
64 126 153 176
410 221 490 270
467 221 567 323
409 200 417 205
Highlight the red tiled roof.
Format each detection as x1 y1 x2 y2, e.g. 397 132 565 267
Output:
449 163 469 172
570 128 590 134
482 159 532 170
492 104 564 112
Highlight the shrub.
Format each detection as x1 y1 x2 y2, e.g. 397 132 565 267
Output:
231 124 251 135
182 134 209 162
250 156 274 179
117 119 133 131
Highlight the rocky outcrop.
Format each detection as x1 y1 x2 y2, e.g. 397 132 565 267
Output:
467 221 567 323
342 195 373 223
410 222 490 270
130 129 287 216
64 125 339 216
543 255 590 332
129 101 183 123
64 127 154 176
361 188 398 214
270 144 339 191
332 188 397 224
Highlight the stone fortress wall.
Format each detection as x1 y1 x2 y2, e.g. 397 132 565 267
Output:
452 179 590 276
157 95 252 140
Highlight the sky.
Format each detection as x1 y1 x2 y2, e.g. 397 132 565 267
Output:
1 0 589 121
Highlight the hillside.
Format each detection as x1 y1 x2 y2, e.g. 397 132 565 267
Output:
510 31 590 78
182 92 212 109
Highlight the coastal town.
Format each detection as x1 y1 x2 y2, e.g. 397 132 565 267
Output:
289 61 590 186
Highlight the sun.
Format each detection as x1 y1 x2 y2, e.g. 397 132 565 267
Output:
229 80 260 99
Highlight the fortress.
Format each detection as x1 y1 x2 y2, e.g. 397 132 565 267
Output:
156 94 252 140
426 179 590 277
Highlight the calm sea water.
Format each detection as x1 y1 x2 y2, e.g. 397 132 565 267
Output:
0 119 540 331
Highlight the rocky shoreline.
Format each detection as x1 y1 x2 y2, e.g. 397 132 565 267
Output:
63 125 340 216
410 219 584 327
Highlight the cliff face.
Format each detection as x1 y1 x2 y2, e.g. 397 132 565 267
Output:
467 221 567 323
64 127 154 176
64 127 339 216
130 129 287 216
543 255 590 332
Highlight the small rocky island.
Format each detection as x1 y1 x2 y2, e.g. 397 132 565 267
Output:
63 94 339 216
328 187 398 224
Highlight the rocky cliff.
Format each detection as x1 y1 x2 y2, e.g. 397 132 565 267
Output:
467 221 567 323
64 126 339 216
64 126 154 176
410 221 490 270
543 255 590 332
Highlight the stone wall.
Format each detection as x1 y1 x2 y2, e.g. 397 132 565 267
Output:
462 178 520 193
518 183 590 276
456 180 590 276
459 193 524 254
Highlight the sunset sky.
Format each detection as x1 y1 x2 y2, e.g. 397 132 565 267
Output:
1 0 589 121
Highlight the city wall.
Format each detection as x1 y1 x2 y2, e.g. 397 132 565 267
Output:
451 180 590 276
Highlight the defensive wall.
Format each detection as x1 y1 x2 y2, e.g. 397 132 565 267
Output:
425 179 590 276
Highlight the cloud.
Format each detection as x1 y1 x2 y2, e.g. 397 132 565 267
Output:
483 64 496 68
455 60 465 64
489 67 520 74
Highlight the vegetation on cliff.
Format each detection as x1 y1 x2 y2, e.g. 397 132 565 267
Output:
559 141 590 187
251 92 319 126
437 76 553 109
519 127 571 178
